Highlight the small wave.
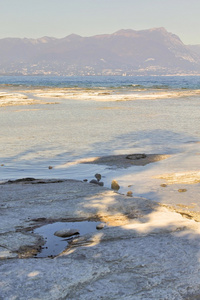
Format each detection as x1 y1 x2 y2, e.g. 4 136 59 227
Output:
1 75 200 90
118 84 145 88
33 88 200 102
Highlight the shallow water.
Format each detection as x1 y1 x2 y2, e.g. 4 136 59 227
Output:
34 221 101 258
0 75 200 207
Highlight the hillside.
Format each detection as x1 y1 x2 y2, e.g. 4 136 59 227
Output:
0 28 200 76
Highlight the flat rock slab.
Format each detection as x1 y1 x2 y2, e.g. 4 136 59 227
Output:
82 153 170 168
1 179 200 299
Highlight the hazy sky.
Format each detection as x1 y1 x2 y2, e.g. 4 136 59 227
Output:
1 0 200 44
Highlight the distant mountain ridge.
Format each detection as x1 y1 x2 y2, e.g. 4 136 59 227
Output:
0 28 200 76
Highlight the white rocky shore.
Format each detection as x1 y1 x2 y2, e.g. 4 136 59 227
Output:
1 178 200 299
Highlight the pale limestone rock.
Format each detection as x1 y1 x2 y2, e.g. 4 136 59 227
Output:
1 180 200 299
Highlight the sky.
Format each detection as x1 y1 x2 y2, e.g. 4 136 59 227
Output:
1 0 200 44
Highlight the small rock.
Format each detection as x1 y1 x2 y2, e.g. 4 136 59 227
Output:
83 179 88 182
48 166 53 169
178 189 187 193
96 223 105 230
126 191 133 197
95 173 101 181
54 229 79 237
90 179 99 184
160 184 167 187
90 179 104 186
111 180 120 190
1 164 4 166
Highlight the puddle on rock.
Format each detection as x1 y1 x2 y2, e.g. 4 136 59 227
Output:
34 221 101 258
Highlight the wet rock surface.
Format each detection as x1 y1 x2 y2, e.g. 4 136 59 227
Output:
126 153 147 160
82 153 170 168
1 179 200 299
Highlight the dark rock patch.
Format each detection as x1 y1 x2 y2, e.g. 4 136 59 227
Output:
82 154 170 168
90 179 104 186
126 153 147 160
2 178 67 185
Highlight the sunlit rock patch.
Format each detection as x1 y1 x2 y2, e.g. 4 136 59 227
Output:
155 171 200 184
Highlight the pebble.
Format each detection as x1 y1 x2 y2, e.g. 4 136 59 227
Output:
54 228 79 237
95 173 101 181
48 166 53 169
178 189 187 193
111 180 120 190
126 191 133 197
160 184 167 187
96 223 105 230
90 179 104 186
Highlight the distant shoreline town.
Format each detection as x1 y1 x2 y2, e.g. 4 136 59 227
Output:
1 28 200 76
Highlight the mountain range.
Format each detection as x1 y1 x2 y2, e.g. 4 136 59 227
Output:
1 27 200 76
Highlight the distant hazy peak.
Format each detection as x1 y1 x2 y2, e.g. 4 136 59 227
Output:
37 36 57 43
21 36 58 45
113 27 167 35
0 28 179 42
149 27 167 32
64 34 82 40
0 27 199 76
113 29 137 35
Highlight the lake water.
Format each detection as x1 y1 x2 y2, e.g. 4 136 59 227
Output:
0 75 200 206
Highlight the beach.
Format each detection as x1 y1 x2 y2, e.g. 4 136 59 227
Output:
1 75 200 299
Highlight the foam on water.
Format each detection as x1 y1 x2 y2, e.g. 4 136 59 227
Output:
33 88 200 102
